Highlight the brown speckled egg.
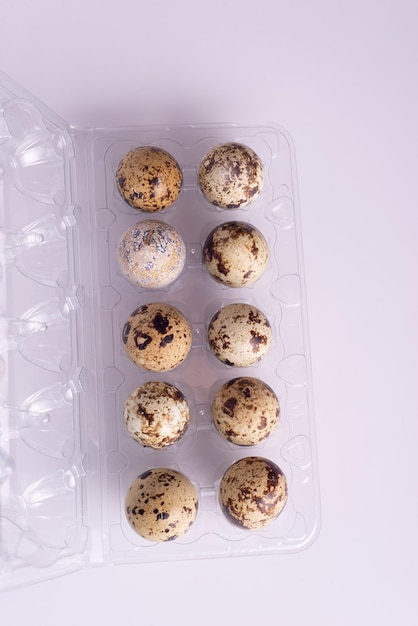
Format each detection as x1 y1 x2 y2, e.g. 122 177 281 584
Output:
123 303 192 372
208 303 272 367
203 221 268 287
219 456 288 529
198 142 264 209
124 381 190 449
116 146 182 212
212 377 280 445
125 468 198 542
117 220 186 289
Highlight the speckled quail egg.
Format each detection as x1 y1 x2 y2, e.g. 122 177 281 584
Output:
123 303 192 372
212 377 280 445
124 381 190 449
203 220 269 287
198 142 264 209
208 303 272 367
116 146 182 211
219 456 288 530
117 220 186 289
125 468 198 542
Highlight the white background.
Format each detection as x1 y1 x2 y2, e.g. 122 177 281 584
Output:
1 0 418 624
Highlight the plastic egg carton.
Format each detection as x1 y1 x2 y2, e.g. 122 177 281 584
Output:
0 72 320 591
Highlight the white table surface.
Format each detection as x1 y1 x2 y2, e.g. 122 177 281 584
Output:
1 1 418 624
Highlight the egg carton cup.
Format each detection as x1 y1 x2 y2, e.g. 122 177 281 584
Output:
0 72 320 591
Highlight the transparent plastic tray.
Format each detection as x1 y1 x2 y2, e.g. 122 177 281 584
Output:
0 72 320 591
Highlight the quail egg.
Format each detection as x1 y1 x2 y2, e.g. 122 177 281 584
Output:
208 303 272 367
117 220 186 289
125 468 198 542
212 377 280 445
123 303 192 372
116 146 182 211
203 220 268 287
124 381 190 449
198 142 264 209
219 456 288 530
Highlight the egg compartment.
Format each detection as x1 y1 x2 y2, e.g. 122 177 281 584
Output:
207 373 289 447
114 370 200 464
0 72 319 591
